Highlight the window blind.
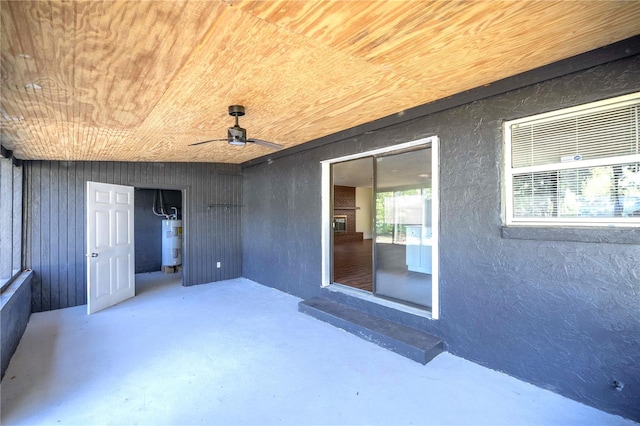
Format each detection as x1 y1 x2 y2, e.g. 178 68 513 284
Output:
511 104 639 168
505 93 640 226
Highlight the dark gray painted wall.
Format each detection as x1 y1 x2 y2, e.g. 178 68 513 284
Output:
24 161 242 312
1 271 32 380
134 189 182 273
242 55 640 420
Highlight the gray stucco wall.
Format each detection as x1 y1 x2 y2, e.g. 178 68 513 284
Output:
1 271 32 380
24 161 242 312
242 55 640 420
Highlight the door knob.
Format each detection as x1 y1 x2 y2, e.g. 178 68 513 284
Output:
91 253 98 257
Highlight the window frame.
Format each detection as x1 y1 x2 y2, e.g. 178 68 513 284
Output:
503 92 640 228
0 151 23 292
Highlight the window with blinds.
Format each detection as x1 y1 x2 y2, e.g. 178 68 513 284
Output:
504 92 640 227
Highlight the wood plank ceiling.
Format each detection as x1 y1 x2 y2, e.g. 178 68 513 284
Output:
1 1 639 164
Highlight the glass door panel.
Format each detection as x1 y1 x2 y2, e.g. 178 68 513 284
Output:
331 157 374 292
374 148 432 308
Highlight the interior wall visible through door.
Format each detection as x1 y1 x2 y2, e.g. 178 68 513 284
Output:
134 189 183 274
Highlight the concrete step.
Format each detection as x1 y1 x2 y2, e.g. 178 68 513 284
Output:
299 298 443 364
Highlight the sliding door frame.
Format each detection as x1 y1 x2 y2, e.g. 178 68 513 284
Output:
321 137 440 319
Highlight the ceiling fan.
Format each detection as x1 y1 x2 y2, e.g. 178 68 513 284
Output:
189 105 283 150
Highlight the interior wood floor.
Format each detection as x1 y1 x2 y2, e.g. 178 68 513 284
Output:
333 239 373 292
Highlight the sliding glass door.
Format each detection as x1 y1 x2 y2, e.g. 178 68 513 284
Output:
324 138 438 314
374 148 433 309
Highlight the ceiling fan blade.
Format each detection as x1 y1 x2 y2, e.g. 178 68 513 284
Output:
247 138 283 150
188 138 227 146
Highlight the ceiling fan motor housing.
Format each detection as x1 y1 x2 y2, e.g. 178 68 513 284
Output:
227 126 247 146
227 105 247 145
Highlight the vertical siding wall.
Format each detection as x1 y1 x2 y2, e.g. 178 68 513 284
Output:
243 55 640 420
24 161 242 312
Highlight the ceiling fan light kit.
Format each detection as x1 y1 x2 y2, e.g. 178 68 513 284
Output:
189 105 283 150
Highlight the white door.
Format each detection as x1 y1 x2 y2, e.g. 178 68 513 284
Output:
87 181 135 314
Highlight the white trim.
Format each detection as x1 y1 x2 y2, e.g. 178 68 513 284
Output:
509 217 640 227
321 161 331 288
321 136 440 320
503 120 513 226
320 139 434 165
430 137 440 320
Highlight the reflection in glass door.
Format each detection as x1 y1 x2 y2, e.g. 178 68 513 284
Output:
374 148 433 309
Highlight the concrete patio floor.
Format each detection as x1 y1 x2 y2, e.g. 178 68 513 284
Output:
1 272 635 425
